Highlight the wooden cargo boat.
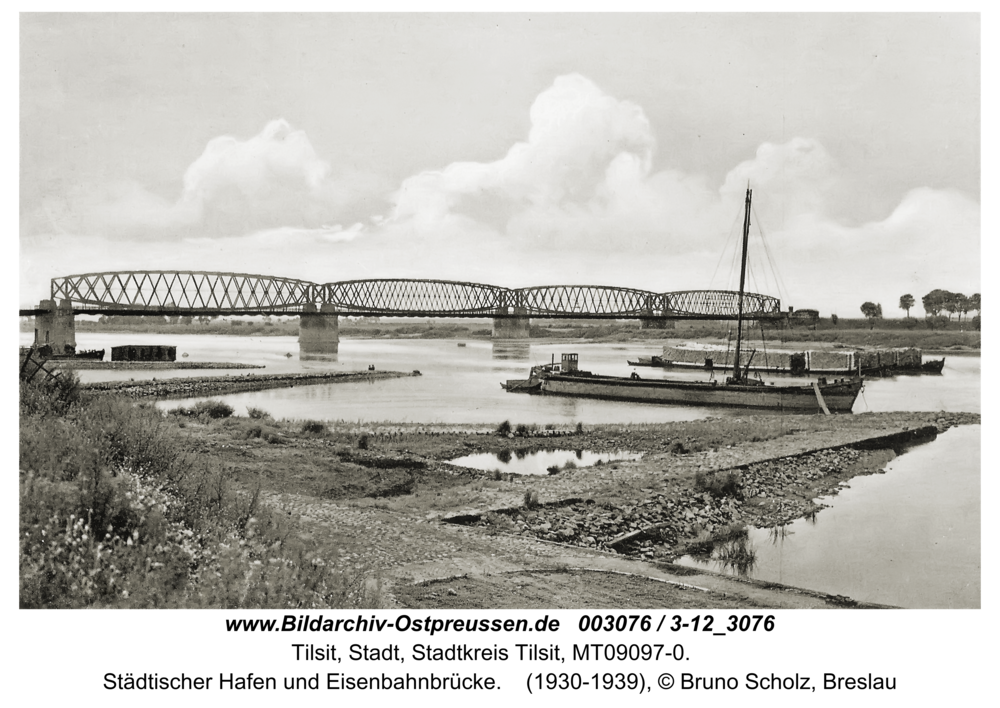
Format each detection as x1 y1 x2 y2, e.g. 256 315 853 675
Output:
503 187 863 413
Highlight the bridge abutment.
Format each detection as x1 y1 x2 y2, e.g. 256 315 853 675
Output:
492 308 530 339
299 304 339 356
33 299 76 355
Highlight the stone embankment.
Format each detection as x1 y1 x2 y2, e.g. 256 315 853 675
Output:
48 360 263 370
455 412 978 561
82 370 418 398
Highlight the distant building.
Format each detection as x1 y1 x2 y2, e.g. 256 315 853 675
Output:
788 309 820 327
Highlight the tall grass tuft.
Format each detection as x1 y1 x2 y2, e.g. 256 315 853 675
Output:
19 377 382 609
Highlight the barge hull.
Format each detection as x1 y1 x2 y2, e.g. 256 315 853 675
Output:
539 375 861 412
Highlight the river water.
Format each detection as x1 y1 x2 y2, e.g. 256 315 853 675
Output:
30 332 980 423
25 332 980 608
675 425 981 609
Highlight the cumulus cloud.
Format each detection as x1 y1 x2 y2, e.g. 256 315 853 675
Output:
20 74 978 315
36 119 389 239
385 76 842 255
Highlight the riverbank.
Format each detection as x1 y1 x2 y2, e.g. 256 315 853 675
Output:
172 408 977 608
47 360 264 370
81 370 419 398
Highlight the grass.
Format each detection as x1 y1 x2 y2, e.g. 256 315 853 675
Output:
169 399 235 419
19 378 383 609
694 469 743 498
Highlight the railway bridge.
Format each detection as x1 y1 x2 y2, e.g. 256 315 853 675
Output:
21 271 784 355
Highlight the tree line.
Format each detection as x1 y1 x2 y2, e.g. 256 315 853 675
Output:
859 290 980 325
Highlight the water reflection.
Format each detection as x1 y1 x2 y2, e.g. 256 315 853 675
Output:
714 535 758 577
299 352 339 362
690 528 758 577
674 426 980 608
491 342 531 360
448 449 642 476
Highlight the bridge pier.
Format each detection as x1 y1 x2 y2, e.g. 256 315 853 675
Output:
492 308 530 339
299 304 339 357
33 299 76 355
639 316 675 330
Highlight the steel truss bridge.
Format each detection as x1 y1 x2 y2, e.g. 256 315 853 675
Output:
26 271 783 320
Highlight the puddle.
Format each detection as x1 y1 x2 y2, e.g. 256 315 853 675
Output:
447 449 641 476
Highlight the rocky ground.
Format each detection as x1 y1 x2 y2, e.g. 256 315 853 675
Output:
80 369 416 398
172 409 978 609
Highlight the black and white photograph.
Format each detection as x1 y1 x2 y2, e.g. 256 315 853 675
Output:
16 10 984 687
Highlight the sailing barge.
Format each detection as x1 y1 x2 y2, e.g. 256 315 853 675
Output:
502 187 864 413
503 353 862 412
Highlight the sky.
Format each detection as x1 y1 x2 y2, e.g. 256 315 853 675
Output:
19 13 981 317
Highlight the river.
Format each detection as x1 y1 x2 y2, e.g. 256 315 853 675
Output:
674 424 981 608
26 332 980 424
23 332 980 608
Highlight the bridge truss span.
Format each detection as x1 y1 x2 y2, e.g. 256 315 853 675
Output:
40 271 782 320
320 278 508 316
515 285 665 318
666 289 782 319
50 271 316 314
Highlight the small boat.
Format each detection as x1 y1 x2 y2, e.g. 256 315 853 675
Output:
919 358 946 374
503 187 863 413
74 349 105 360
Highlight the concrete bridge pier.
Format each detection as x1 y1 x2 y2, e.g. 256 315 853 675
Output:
492 307 530 339
33 299 76 355
639 316 675 330
299 303 339 357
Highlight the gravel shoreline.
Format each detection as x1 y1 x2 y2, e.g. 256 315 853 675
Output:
442 412 978 562
82 370 418 398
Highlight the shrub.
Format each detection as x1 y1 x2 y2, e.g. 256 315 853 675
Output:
357 434 369 450
300 420 327 435
191 399 234 419
514 423 529 436
523 489 539 508
694 469 742 498
246 406 270 420
575 422 584 434
496 420 512 436
669 440 688 454
19 370 84 417
20 385 385 609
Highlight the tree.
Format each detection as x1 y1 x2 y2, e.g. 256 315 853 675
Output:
969 293 981 315
955 294 971 322
922 289 952 317
940 291 965 321
860 301 882 328
899 294 915 318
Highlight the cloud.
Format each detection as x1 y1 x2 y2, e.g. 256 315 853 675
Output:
33 119 390 239
385 76 843 256
20 74 978 316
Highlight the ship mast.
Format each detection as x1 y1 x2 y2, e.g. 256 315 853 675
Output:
731 186 752 383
